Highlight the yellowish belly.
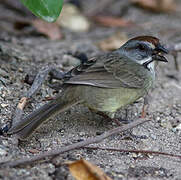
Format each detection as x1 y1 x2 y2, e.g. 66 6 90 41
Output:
79 86 146 113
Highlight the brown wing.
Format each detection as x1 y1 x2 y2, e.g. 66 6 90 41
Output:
64 52 150 89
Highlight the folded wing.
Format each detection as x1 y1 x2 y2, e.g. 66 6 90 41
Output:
64 52 149 89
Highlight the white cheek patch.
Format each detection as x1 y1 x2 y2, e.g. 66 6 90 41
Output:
147 61 155 71
137 56 152 65
137 57 155 76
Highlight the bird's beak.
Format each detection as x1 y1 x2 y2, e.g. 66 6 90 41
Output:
153 44 168 62
155 44 169 54
153 53 168 62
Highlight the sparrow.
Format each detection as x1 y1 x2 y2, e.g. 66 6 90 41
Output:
7 36 168 140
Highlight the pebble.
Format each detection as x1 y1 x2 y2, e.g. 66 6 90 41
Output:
156 116 160 121
18 68 23 73
132 153 138 158
160 119 172 129
1 103 8 108
62 54 80 67
175 123 181 130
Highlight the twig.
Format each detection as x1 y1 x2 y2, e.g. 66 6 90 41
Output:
83 146 181 159
11 97 28 128
0 118 150 168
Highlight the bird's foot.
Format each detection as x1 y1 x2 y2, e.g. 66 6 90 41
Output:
141 94 151 118
141 104 148 118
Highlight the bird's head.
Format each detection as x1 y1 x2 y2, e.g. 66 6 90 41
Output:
119 36 168 72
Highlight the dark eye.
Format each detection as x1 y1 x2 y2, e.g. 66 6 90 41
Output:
138 44 146 51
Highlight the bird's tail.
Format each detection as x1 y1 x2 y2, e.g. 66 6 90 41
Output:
8 88 81 140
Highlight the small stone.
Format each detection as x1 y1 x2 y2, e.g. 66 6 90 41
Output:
79 132 85 136
172 128 177 133
175 123 181 130
147 154 154 159
1 103 8 108
18 68 23 72
156 116 160 121
62 54 80 67
132 153 138 158
160 119 172 129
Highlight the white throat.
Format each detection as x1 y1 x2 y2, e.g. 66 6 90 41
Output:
147 61 155 77
139 57 155 77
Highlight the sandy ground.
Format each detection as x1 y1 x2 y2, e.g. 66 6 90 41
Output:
0 0 181 179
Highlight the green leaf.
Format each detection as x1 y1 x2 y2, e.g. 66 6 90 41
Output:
20 0 63 22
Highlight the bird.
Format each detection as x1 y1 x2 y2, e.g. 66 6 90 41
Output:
7 36 168 140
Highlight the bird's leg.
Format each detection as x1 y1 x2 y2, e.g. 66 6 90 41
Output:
118 108 132 124
97 111 122 126
141 95 150 118
122 108 147 140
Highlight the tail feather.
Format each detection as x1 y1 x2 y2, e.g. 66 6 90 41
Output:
8 94 80 140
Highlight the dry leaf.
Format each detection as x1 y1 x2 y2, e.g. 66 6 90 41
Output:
97 32 128 51
32 19 62 40
131 0 176 12
57 3 90 32
93 16 132 27
68 159 112 180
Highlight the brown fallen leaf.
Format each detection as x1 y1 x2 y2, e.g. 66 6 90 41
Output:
32 19 62 40
68 159 112 180
93 15 133 27
97 32 128 51
131 0 176 12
